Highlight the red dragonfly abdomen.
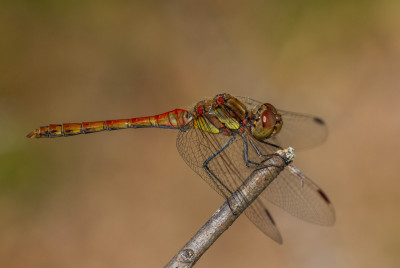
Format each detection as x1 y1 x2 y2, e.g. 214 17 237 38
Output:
27 109 191 138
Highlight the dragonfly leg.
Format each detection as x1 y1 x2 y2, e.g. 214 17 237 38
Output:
244 137 286 169
203 135 236 198
257 139 283 150
243 136 260 167
248 138 264 157
203 135 256 213
243 136 270 168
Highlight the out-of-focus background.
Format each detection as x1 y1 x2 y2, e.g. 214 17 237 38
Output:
1 1 399 267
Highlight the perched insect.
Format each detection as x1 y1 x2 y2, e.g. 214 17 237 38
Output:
28 93 335 243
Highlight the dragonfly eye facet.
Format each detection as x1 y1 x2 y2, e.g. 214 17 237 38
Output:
251 103 282 140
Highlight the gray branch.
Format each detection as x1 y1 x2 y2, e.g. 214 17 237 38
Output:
165 147 295 268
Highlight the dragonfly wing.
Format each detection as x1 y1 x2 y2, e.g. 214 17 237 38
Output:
176 126 241 198
236 96 328 150
251 138 336 225
245 199 282 243
177 127 283 242
270 110 328 150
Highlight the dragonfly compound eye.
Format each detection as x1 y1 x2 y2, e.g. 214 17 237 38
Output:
251 103 282 140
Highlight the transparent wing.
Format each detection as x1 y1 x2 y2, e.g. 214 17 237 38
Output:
250 138 336 225
176 105 334 242
270 110 328 150
262 165 335 225
244 199 282 243
177 125 239 198
176 126 283 243
237 96 328 150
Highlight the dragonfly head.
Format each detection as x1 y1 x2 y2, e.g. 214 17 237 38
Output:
251 103 282 140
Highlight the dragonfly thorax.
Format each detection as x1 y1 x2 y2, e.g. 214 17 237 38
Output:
191 94 249 135
190 94 282 140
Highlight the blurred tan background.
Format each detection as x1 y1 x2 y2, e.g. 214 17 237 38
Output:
1 0 399 267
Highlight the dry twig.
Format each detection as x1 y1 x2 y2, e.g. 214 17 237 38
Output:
165 147 294 268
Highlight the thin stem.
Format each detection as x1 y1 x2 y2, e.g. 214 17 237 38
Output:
165 147 295 268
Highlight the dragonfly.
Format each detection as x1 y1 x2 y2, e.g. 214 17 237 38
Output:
27 93 335 243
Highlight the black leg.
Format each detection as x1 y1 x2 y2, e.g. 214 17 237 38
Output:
203 135 236 198
243 135 251 167
243 136 268 168
258 139 283 150
245 137 286 169
243 135 263 167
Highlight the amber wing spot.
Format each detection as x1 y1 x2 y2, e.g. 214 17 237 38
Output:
264 209 276 226
317 189 331 204
313 117 325 125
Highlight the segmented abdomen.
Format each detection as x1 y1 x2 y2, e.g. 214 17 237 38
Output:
27 109 191 138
